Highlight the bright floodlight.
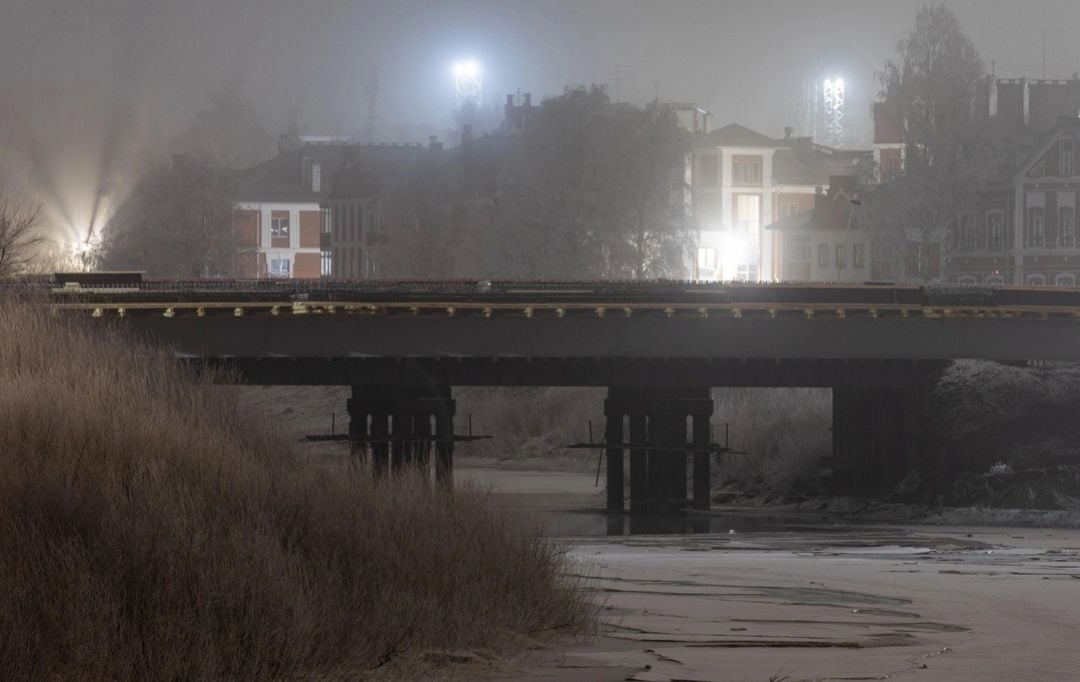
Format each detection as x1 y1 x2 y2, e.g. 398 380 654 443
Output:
452 59 482 107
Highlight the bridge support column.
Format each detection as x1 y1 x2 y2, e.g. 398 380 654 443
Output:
603 395 625 511
347 386 454 482
832 377 934 496
605 387 713 514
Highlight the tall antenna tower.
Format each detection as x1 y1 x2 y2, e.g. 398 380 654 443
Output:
823 77 846 148
452 61 482 108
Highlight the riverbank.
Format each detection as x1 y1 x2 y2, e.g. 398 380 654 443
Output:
454 464 1080 681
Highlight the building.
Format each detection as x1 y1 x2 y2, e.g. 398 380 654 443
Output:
232 136 349 278
690 123 870 281
768 176 869 282
876 75 1080 284
322 142 433 278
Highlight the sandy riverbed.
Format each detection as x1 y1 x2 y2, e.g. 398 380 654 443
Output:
456 464 1080 682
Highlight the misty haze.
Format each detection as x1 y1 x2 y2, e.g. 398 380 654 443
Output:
4 1 1080 680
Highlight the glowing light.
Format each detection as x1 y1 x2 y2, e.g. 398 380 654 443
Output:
720 232 750 274
451 59 483 107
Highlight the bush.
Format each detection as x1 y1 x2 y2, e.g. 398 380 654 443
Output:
0 298 589 679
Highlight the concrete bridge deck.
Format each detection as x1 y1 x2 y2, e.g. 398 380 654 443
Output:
31 278 1080 507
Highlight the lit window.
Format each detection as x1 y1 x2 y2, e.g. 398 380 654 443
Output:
697 247 716 271
271 214 290 238
320 250 332 276
987 211 1005 251
269 258 290 277
1059 206 1075 247
735 263 758 281
1027 206 1044 247
1061 139 1075 177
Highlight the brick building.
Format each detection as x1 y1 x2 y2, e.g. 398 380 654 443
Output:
689 123 870 281
232 136 348 278
874 76 1080 285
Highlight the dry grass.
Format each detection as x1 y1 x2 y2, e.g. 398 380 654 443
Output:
454 387 604 465
711 388 832 495
0 297 590 679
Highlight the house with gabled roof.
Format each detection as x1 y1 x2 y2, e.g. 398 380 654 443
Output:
232 135 350 278
951 116 1080 285
689 122 870 281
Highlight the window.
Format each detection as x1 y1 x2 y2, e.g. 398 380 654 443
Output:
271 213 290 238
1062 139 1075 177
1055 273 1076 286
735 263 758 281
732 156 763 186
320 250 332 277
699 154 719 187
1027 206 1045 247
818 243 830 269
835 243 847 270
734 194 760 233
365 251 379 278
269 258 290 278
958 212 976 251
1059 206 1075 247
1026 273 1045 285
853 243 865 269
787 236 811 263
1030 160 1045 178
987 211 1005 251
696 247 716 271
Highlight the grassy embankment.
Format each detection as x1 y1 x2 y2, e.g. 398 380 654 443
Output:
0 298 590 679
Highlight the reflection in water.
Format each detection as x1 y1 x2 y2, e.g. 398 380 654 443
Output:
542 508 831 537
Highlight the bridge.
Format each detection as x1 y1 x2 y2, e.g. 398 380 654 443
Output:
40 278 1080 513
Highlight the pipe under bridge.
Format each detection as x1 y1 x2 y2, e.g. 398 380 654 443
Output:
38 278 1080 511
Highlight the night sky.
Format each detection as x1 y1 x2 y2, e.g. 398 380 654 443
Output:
3 0 1080 237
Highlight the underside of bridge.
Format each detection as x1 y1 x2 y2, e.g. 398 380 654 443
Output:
329 364 944 510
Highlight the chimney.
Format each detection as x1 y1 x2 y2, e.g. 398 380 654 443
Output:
1022 77 1030 126
312 162 321 193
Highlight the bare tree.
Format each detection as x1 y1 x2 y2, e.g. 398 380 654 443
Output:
100 157 236 278
0 194 45 277
492 87 690 279
867 3 991 281
173 78 274 169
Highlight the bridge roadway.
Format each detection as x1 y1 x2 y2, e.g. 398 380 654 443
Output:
43 279 1080 509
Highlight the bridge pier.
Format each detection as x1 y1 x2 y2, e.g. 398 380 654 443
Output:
604 387 713 514
831 377 934 496
347 386 455 483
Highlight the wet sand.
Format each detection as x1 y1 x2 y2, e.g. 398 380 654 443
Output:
459 464 1080 681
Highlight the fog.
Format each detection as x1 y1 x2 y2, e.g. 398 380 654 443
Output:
4 0 1080 242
